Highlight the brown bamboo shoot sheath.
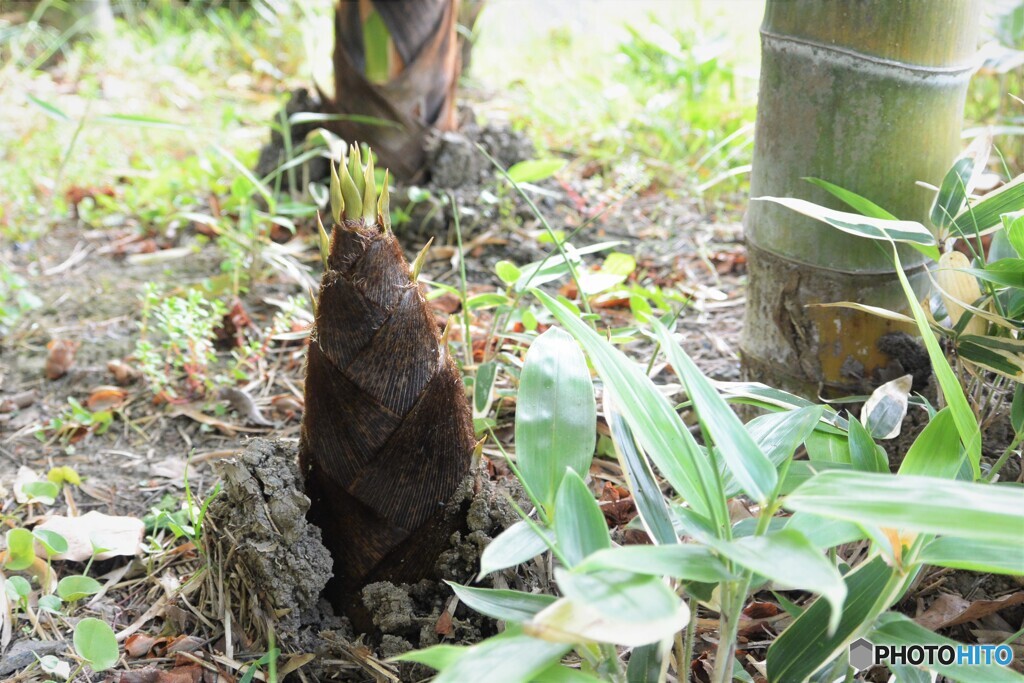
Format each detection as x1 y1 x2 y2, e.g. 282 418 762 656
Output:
300 212 474 615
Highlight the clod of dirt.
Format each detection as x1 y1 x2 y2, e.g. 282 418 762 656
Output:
206 438 535 681
426 118 534 189
206 438 333 641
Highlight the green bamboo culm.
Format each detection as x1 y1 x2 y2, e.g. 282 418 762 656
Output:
741 0 982 398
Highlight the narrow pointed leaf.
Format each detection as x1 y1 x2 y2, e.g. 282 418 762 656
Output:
605 394 677 545
330 161 343 224
709 530 847 633
918 536 1024 575
447 582 556 623
479 520 554 578
891 246 981 476
785 471 1024 543
651 317 777 503
767 556 894 683
803 177 897 219
338 158 363 220
847 416 888 473
574 544 736 583
534 289 725 527
952 173 1024 238
362 155 377 224
554 470 610 567
898 408 964 478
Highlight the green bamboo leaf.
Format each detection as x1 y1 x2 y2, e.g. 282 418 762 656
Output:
931 156 976 231
890 246 982 476
964 258 1024 288
478 520 553 578
744 405 826 467
803 177 897 219
554 470 610 567
535 663 605 682
1006 211 1024 258
778 460 854 496
397 631 572 683
625 642 665 683
709 530 847 633
447 583 556 623
755 196 940 259
767 556 894 683
507 158 567 184
650 317 777 503
784 511 867 549
574 544 736 583
473 361 498 417
805 429 853 465
847 416 888 473
898 408 964 478
391 643 464 669
517 327 596 512
534 569 688 646
870 612 1024 683
605 394 677 545
534 289 726 527
951 173 1024 239
785 471 1024 543
918 536 1024 575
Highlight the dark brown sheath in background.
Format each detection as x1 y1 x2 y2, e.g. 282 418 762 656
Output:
299 147 474 618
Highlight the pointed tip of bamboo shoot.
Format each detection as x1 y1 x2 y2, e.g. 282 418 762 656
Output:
410 236 434 282
378 169 391 232
329 160 343 224
339 155 363 222
439 316 454 361
362 154 377 225
349 144 365 198
316 211 331 269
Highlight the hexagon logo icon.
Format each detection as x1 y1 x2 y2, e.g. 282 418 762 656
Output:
849 638 875 671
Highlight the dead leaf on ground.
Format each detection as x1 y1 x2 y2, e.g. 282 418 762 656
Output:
917 591 1024 630
166 405 268 436
0 390 37 412
86 386 128 411
108 359 142 385
45 339 80 380
34 511 145 561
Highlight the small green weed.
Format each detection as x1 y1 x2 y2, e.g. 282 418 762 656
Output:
135 283 228 400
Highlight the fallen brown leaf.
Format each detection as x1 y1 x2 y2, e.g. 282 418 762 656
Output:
45 339 80 380
917 591 1024 630
87 386 128 411
108 359 142 385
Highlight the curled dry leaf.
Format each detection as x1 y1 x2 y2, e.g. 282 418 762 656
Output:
45 339 80 380
108 359 142 385
33 511 144 562
0 390 37 413
86 386 128 411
